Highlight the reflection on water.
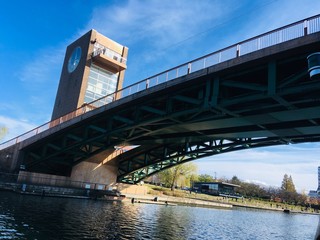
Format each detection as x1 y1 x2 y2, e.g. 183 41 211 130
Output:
314 216 320 240
0 191 318 239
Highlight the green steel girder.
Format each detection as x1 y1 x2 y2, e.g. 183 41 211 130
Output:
113 54 320 182
222 80 266 92
23 84 208 174
116 138 271 183
87 125 107 133
66 133 83 142
221 80 320 115
47 143 61 151
113 115 134 125
278 69 307 88
173 95 202 105
117 134 320 184
140 106 166 116
268 61 277 96
20 37 320 179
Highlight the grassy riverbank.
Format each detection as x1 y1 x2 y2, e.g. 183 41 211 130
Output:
129 184 319 215
1 181 317 215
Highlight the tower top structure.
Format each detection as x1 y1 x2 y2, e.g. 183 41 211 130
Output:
51 29 128 120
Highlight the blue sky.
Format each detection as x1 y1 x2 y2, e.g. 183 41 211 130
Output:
1 0 320 192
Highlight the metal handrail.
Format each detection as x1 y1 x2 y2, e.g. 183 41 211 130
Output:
92 42 127 65
1 14 320 150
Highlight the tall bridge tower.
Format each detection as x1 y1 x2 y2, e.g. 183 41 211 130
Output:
18 30 129 188
52 29 128 120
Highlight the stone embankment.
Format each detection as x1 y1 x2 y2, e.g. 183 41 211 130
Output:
0 182 124 201
123 193 320 215
1 182 319 215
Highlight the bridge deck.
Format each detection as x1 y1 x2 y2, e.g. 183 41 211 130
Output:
1 15 320 183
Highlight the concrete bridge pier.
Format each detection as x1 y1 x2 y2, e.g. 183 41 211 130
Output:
0 144 120 192
0 143 24 173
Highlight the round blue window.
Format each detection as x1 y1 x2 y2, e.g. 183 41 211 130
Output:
68 46 82 73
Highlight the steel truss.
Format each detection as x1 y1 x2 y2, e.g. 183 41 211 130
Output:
22 36 320 183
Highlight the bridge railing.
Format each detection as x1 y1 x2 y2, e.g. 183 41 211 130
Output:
1 14 320 150
92 42 127 65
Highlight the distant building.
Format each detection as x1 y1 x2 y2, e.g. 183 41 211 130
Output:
318 166 320 193
192 182 241 197
308 190 319 198
308 166 320 199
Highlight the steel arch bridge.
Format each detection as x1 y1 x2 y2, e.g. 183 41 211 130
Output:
2 15 320 184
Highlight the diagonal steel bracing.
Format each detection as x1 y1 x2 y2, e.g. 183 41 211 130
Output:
20 34 320 182
117 135 320 184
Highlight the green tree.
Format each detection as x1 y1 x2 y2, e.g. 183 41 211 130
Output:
238 182 268 198
198 174 214 182
189 173 198 189
230 175 241 185
280 174 298 203
0 127 7 141
281 174 296 193
158 163 197 191
288 175 296 192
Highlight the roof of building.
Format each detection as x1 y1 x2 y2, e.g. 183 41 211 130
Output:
194 182 241 188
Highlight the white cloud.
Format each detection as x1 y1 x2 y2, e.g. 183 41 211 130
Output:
0 115 36 143
244 179 269 187
196 144 320 192
16 0 320 93
84 0 235 80
19 46 64 85
82 0 320 84
241 0 320 39
88 0 227 48
198 145 320 164
0 102 18 112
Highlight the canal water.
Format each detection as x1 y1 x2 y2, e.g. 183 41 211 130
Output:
0 191 318 239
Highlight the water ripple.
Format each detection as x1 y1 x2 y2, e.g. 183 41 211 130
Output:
0 192 318 239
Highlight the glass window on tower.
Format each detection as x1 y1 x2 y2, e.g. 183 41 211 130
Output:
84 64 119 107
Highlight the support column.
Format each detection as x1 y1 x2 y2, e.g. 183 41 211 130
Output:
268 61 277 96
211 77 220 106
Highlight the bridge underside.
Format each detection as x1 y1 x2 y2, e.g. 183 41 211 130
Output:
21 33 320 183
